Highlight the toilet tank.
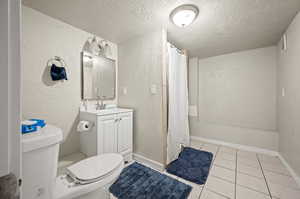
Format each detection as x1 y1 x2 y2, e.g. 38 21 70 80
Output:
22 125 63 199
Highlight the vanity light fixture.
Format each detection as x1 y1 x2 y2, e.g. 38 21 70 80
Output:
87 36 109 56
170 4 199 28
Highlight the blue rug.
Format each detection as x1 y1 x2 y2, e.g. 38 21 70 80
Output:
166 147 213 185
109 162 192 199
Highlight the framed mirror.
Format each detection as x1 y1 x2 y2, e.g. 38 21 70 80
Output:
81 51 116 100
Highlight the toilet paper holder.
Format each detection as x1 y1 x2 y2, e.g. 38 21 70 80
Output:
77 120 94 132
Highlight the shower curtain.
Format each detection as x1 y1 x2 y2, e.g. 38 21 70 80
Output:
167 43 190 163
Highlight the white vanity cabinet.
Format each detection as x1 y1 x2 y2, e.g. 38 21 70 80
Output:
117 113 133 154
79 108 133 162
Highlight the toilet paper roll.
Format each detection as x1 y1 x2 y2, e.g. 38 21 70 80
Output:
77 120 93 132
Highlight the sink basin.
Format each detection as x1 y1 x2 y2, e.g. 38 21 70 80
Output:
80 107 133 116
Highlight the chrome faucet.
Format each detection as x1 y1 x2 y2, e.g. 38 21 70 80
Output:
96 96 106 110
83 99 88 111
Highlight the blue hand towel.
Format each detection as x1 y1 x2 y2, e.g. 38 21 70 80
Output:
50 64 68 81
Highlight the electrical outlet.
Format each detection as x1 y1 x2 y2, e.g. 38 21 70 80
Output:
150 84 157 95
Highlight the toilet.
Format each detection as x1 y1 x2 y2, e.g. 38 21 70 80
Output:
22 124 124 199
55 153 123 199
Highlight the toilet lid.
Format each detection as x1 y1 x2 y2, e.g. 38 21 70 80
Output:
66 153 123 182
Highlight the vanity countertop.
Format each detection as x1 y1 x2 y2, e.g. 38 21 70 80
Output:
80 107 133 116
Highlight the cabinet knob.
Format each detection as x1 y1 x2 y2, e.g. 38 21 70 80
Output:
115 118 122 122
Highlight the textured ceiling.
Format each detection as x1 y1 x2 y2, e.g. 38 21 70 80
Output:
23 0 300 58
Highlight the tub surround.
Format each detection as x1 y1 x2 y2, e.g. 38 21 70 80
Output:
189 46 278 151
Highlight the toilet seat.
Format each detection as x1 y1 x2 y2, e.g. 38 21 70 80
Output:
55 154 124 199
66 153 123 185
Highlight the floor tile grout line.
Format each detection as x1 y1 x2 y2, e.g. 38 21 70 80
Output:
214 164 236 171
237 162 260 169
234 150 237 199
198 145 220 199
236 170 265 180
262 168 292 177
215 154 236 162
210 175 235 184
237 153 273 196
238 162 260 169
206 187 231 199
257 154 273 199
218 151 237 156
213 164 235 171
236 183 273 196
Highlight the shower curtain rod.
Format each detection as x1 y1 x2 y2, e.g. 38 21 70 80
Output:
169 43 186 55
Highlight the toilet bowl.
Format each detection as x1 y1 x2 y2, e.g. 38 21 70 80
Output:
22 124 124 199
55 153 124 199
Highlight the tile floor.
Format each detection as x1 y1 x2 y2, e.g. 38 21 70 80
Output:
112 140 300 199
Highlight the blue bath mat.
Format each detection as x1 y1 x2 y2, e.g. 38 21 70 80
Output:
166 147 213 185
109 162 192 199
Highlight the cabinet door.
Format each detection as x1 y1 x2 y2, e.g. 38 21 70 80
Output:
117 113 133 153
97 115 118 154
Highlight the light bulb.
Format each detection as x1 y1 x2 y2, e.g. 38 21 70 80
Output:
170 5 199 28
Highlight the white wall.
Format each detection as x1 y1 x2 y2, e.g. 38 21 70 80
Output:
0 2 21 192
0 0 10 177
9 0 22 181
118 30 166 164
22 6 118 157
277 12 300 176
189 46 278 150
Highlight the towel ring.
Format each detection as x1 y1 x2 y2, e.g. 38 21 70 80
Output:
47 56 67 68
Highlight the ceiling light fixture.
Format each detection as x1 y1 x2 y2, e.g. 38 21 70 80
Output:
170 4 199 28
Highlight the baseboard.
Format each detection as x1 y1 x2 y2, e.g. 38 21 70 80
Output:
133 153 164 171
191 136 300 188
191 136 278 156
278 154 300 188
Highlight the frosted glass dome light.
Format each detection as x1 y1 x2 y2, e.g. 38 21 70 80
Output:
170 4 199 28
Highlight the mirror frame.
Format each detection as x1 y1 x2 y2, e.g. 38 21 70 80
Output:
81 51 116 100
